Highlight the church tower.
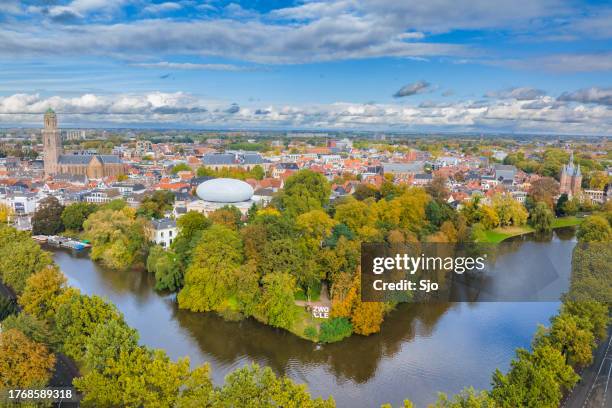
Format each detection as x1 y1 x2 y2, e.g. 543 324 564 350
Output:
559 151 582 198
42 108 62 176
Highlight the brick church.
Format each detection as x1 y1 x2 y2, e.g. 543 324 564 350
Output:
559 151 582 198
42 108 125 179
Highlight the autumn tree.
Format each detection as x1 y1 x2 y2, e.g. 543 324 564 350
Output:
0 329 56 388
492 194 528 227
19 265 67 320
84 207 149 270
576 215 611 242
529 177 559 209
137 190 175 219
209 205 243 230
0 202 13 223
426 175 451 201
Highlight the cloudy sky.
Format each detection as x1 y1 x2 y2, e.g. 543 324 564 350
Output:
0 0 610 134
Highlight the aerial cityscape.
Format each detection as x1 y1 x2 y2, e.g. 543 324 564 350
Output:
0 1 610 407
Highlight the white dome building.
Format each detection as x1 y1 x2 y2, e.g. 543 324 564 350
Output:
196 178 254 203
187 178 258 216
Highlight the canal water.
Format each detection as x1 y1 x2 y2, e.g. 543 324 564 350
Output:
49 228 577 407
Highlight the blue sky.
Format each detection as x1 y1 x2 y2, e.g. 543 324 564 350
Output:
0 0 610 134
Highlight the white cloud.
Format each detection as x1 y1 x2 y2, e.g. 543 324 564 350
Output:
485 87 546 100
1 91 609 135
142 2 183 15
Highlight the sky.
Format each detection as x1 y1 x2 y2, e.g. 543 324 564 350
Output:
0 0 610 134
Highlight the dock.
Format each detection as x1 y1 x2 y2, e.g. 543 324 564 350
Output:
36 235 91 251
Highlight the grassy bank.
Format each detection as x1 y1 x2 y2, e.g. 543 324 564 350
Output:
481 216 583 243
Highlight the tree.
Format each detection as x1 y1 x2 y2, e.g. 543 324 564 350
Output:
0 202 13 223
296 210 337 248
537 312 595 367
54 292 123 361
0 226 53 294
334 197 378 239
589 171 610 190
171 162 191 174
576 215 611 242
62 202 98 231
555 194 568 216
353 183 378 201
426 175 451 201
277 170 331 217
426 200 456 228
0 329 56 388
75 347 192 407
84 207 149 270
209 205 243 230
19 265 67 320
214 364 335 408
562 300 609 341
491 345 578 408
84 319 139 371
492 194 528 227
256 272 298 330
529 177 559 209
177 225 243 312
430 388 495 408
32 196 64 235
1 313 55 346
530 202 554 232
146 245 182 291
137 190 175 219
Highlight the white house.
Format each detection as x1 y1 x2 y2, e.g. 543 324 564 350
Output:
150 218 178 248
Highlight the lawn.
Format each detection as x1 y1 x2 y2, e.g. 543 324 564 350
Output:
481 216 583 243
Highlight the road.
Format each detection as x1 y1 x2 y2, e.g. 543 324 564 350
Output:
563 327 612 408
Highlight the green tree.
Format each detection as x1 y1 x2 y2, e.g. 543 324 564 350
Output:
75 347 192 408
491 345 578 408
62 202 98 231
1 313 56 346
146 245 182 291
0 226 53 293
171 163 191 174
256 273 298 330
84 319 139 371
54 292 123 361
177 225 243 312
561 300 609 341
430 387 495 408
137 190 175 219
214 364 335 408
530 202 554 232
537 312 596 367
277 170 331 217
32 196 64 235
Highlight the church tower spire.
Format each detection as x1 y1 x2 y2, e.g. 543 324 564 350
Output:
42 108 62 176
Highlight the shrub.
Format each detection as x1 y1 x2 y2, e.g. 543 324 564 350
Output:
319 317 353 343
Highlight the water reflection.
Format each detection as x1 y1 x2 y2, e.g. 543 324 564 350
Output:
49 228 576 407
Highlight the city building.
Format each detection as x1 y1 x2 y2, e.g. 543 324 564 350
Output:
42 109 126 179
559 152 582 198
493 164 517 182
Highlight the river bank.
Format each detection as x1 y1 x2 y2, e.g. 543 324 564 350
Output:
482 216 583 243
